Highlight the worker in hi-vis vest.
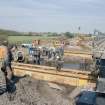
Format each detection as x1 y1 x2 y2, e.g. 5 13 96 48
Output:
0 41 16 93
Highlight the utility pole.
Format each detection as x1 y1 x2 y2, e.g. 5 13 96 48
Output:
78 26 81 37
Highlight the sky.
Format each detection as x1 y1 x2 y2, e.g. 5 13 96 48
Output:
0 0 105 33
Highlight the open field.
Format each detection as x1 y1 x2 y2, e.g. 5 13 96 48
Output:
8 36 56 44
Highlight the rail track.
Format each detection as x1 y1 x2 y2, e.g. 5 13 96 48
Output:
12 62 96 87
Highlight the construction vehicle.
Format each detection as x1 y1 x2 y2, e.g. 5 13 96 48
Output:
76 50 105 105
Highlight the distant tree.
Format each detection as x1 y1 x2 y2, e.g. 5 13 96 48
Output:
64 32 74 38
0 29 23 36
28 32 32 36
47 32 59 37
88 34 92 37
53 32 58 36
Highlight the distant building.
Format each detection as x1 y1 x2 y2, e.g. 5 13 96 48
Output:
48 37 69 47
28 32 42 36
31 37 69 47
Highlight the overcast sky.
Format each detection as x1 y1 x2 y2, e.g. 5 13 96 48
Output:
0 0 105 33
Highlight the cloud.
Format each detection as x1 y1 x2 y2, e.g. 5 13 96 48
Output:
0 0 105 33
0 0 105 17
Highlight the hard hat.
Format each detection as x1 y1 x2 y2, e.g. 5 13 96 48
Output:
56 56 60 59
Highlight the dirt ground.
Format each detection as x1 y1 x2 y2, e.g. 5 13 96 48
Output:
0 76 75 105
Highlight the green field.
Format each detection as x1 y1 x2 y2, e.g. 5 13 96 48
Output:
8 36 56 44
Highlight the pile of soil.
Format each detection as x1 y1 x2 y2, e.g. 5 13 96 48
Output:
0 76 75 105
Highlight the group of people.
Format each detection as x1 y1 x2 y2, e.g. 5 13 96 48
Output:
42 48 64 71
28 46 64 71
29 47 41 65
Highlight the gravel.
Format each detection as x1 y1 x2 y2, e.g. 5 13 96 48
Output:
0 75 75 105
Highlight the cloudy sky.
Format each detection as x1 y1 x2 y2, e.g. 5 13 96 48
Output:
0 0 105 33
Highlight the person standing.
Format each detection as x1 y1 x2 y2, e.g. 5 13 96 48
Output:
1 42 16 92
55 53 63 71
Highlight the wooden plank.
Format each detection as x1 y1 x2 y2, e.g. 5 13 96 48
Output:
12 62 55 69
12 62 91 75
64 53 92 59
12 62 96 87
64 51 92 55
12 64 96 87
13 68 90 87
64 50 92 59
12 66 91 79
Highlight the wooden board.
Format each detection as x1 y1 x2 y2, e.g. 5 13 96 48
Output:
12 63 96 87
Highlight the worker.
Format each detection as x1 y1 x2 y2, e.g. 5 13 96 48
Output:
1 42 16 92
33 47 38 64
55 54 63 71
30 47 40 65
17 51 24 63
48 50 52 59
36 49 41 65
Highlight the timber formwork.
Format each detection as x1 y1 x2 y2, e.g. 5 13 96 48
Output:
12 62 96 87
64 51 92 59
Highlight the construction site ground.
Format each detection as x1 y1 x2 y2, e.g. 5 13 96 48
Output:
0 75 75 105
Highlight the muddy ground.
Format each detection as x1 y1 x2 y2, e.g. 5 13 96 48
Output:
0 76 75 105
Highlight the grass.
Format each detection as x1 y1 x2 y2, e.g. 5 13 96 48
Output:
8 36 56 44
